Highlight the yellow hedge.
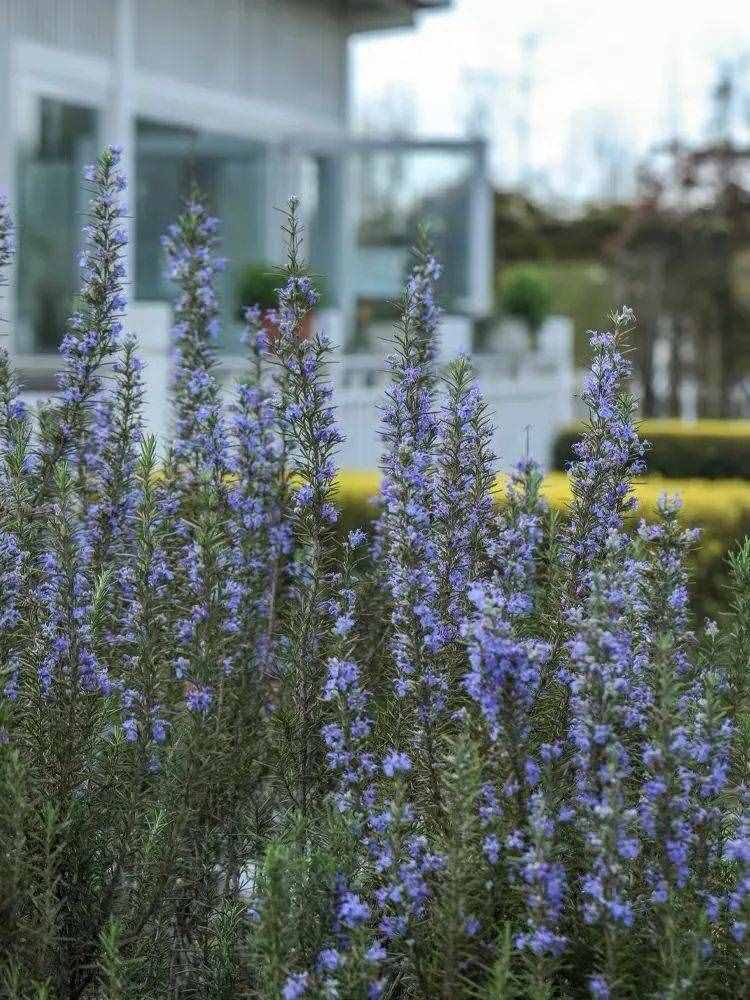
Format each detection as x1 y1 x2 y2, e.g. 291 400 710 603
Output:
337 470 750 529
636 419 750 439
335 471 750 619
553 419 750 480
541 471 750 529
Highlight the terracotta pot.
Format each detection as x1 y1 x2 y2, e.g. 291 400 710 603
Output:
263 310 315 344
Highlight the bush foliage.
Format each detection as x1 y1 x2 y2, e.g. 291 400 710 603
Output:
0 147 749 999
498 265 552 332
554 419 750 480
335 470 750 623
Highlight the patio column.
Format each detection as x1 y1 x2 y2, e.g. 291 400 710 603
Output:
107 0 172 439
317 154 353 348
467 139 494 318
0 11 16 342
107 0 136 286
263 143 301 266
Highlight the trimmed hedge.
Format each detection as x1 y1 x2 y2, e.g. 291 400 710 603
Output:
553 419 750 479
337 470 750 621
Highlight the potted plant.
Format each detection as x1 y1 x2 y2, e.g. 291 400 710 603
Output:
236 262 326 340
498 264 552 345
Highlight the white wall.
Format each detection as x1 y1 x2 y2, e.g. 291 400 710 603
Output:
135 0 348 126
221 314 576 472
4 0 115 57
4 0 348 127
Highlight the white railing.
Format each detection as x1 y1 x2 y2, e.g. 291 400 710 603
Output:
13 309 575 473
220 315 576 471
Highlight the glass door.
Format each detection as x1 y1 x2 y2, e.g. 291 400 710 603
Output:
134 119 268 354
284 136 493 353
16 97 100 352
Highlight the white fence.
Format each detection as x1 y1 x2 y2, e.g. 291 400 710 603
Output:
329 349 574 471
13 310 575 473
222 313 576 472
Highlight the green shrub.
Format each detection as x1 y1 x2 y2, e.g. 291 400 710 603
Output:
235 261 282 317
554 418 750 479
498 264 552 330
5 147 750 1000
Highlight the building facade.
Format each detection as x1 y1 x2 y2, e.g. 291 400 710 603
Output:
0 0 491 364
0 2 576 468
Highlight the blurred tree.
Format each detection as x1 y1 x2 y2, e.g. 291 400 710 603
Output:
493 190 629 264
612 137 750 417
492 190 626 363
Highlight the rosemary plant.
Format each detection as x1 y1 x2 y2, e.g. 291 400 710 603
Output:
0 147 748 1000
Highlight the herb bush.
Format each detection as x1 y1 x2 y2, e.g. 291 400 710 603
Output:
0 146 749 999
333 471 750 625
498 265 552 332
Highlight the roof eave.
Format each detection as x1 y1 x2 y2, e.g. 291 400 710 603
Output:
346 1 451 35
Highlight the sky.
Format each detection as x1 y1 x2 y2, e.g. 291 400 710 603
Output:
351 0 750 204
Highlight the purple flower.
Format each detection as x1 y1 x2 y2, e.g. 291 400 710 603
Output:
122 718 138 742
163 196 230 480
365 942 387 963
382 751 412 777
338 891 370 929
433 357 495 633
589 976 610 1000
45 145 129 473
322 658 359 701
512 792 567 959
281 972 309 999
348 528 367 549
316 947 341 973
377 249 447 715
185 685 213 714
565 311 647 588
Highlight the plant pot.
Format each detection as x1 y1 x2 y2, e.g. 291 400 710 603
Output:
262 309 315 344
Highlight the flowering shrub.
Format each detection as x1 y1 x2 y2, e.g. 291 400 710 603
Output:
334 471 750 623
0 147 749 998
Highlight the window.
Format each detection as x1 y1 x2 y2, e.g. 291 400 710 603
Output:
355 147 472 309
350 145 475 351
135 120 267 352
16 98 99 352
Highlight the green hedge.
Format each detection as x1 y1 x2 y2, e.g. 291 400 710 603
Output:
553 419 750 479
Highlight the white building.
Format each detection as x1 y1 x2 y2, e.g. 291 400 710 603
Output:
0 0 573 468
0 1 489 345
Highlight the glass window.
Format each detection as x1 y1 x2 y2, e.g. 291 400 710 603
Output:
135 119 267 352
352 147 473 349
16 98 99 352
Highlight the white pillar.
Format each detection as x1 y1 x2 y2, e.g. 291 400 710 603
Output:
317 307 345 350
264 144 301 266
438 314 473 363
539 315 575 429
0 12 17 346
107 0 136 287
467 139 493 318
106 2 172 440
326 152 357 351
